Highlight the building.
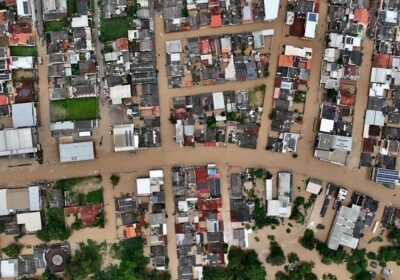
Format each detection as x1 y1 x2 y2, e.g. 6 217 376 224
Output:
327 204 361 250
16 212 42 232
266 172 292 218
0 259 19 278
306 178 322 195
372 168 400 187
42 0 68 20
0 128 37 157
110 84 131 105
58 141 95 163
264 0 279 21
0 186 41 216
305 12 318 39
11 102 37 128
113 124 137 152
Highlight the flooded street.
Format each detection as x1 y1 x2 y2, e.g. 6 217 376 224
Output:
1 0 399 279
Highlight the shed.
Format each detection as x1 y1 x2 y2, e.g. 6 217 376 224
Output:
306 179 322 195
59 141 94 163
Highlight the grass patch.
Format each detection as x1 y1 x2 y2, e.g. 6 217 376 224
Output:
51 97 98 121
100 17 129 42
67 0 77 17
44 19 69 32
54 176 102 190
10 46 37 57
86 189 103 204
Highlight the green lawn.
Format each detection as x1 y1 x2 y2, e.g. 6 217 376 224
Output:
10 46 37 57
100 17 129 42
86 189 103 204
51 97 98 121
44 19 69 32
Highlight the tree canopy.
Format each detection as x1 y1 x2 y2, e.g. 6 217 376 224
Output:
1 243 22 258
37 208 69 242
266 241 286 266
203 246 266 280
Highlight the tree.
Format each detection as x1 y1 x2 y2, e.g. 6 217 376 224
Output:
315 241 347 265
40 267 59 280
352 270 372 280
0 222 5 233
294 91 306 103
346 249 368 276
287 252 299 264
253 198 267 228
37 208 69 242
388 226 400 245
1 243 22 258
64 240 104 280
203 267 230 280
327 88 338 101
300 229 315 250
207 116 217 129
266 241 286 266
110 174 120 187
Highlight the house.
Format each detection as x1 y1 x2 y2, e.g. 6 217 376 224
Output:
11 102 36 128
0 259 19 278
306 178 322 195
372 168 400 186
42 0 67 20
58 141 95 163
16 0 31 17
264 0 279 21
110 84 131 105
17 212 42 232
305 12 318 39
267 172 292 218
11 56 34 69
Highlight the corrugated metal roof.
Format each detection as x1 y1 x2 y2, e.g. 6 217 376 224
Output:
59 141 94 162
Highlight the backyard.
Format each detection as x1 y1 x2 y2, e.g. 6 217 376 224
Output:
10 46 37 57
50 97 98 121
44 19 69 32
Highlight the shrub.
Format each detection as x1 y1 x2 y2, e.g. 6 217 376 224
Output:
300 229 315 250
1 243 22 258
266 241 286 266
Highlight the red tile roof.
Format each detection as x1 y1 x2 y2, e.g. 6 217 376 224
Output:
115 37 129 51
0 95 9 105
211 14 222 28
373 53 393 68
200 38 210 54
354 8 369 26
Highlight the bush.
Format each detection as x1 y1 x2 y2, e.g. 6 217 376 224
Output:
266 241 286 266
0 222 5 233
294 91 306 103
86 189 103 204
287 252 299 264
110 174 120 187
1 243 22 258
316 223 325 230
300 229 315 250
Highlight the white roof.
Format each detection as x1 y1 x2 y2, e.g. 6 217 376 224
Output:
0 128 37 156
113 124 136 152
110 84 131 105
329 33 343 48
59 141 94 162
224 55 236 80
51 121 75 131
385 10 398 24
324 48 340 63
170 53 180 62
212 92 225 110
0 189 8 216
220 37 231 53
12 102 36 128
267 200 290 217
365 110 385 126
137 178 151 196
128 30 139 41
328 204 361 250
17 0 31 16
11 56 34 69
264 0 279 21
0 259 18 277
284 45 312 59
29 186 40 211
175 120 183 144
166 40 182 54
104 51 121 62
306 179 322 195
305 12 318 39
71 15 89 28
370 68 389 83
265 179 273 200
320 119 335 133
150 170 164 178
17 211 42 232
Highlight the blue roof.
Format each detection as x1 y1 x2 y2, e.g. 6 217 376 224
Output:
308 13 318 22
374 168 400 184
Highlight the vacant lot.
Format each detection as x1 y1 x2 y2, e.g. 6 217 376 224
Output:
10 46 37 57
44 19 69 32
100 17 128 42
51 97 98 121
